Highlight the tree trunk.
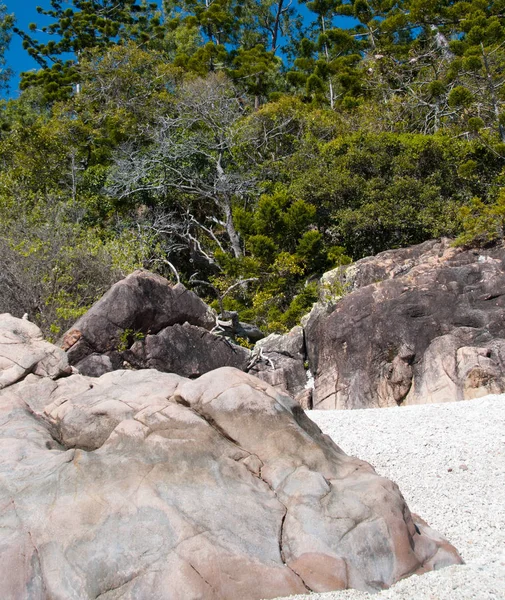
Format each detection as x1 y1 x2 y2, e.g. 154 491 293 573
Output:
271 0 284 54
223 200 242 258
481 42 505 143
320 17 334 110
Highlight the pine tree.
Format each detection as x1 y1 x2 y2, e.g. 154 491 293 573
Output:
14 0 163 101
0 3 13 91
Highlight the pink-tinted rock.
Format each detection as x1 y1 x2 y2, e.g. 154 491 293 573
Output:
0 315 462 599
0 313 70 388
59 270 255 380
61 269 216 364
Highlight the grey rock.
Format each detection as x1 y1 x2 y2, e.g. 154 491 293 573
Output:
127 322 250 378
257 326 305 357
60 271 255 380
250 327 308 399
61 270 216 363
237 320 265 343
74 353 114 377
216 310 265 343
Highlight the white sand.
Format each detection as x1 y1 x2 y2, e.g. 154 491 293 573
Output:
275 395 505 600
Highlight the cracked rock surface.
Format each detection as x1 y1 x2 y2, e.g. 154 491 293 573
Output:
274 395 505 600
0 314 71 389
0 315 462 599
305 239 505 409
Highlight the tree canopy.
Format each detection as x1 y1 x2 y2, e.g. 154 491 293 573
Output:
2 0 505 336
0 3 13 91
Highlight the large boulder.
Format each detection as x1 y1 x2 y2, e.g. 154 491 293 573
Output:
305 239 505 409
61 269 216 359
0 315 462 599
59 270 255 378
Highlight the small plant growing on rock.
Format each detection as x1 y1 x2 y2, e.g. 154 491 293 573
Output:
118 329 145 352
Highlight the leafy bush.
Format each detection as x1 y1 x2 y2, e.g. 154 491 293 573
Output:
455 192 505 247
0 201 149 338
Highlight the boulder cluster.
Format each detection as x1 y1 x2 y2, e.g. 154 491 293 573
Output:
57 239 505 411
5 236 501 598
305 238 505 408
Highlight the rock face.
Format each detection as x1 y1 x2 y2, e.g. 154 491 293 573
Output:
249 326 310 406
126 322 250 378
0 314 462 599
0 314 71 388
305 239 505 409
60 270 252 378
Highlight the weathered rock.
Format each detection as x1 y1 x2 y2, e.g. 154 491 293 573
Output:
305 239 505 408
74 353 115 377
292 388 311 410
0 315 462 599
59 270 255 379
61 270 216 365
126 322 250 378
344 238 458 291
217 310 265 343
0 313 70 388
237 320 265 343
249 326 309 400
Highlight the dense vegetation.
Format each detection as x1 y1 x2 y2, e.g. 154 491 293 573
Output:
1 0 505 337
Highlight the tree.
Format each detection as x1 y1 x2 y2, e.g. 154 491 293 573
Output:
108 73 254 261
443 1 505 142
14 0 164 101
163 0 234 46
0 3 13 92
281 130 504 257
164 0 302 54
234 0 302 55
288 1 364 107
357 0 505 140
0 199 150 337
74 42 181 142
456 191 505 247
228 44 280 109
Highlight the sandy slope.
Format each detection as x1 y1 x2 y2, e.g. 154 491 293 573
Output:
275 395 505 600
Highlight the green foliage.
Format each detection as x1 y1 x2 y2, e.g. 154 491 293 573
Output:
0 3 13 91
3 0 505 337
227 44 280 106
448 86 474 108
14 0 164 100
0 201 150 338
235 335 254 350
118 328 145 352
209 181 351 331
248 234 277 262
74 42 180 144
283 132 504 257
455 192 505 247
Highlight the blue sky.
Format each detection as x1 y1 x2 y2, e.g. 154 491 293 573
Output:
3 0 55 98
2 1 352 99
